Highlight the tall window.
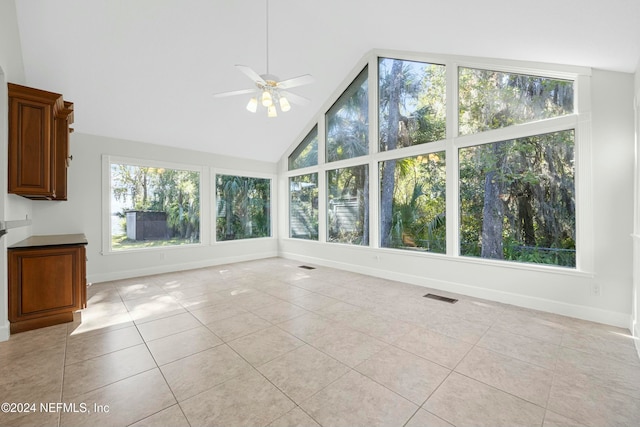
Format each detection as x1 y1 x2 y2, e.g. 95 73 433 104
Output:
110 162 200 251
327 165 369 245
378 58 447 253
216 175 271 241
458 67 575 267
326 67 369 162
380 153 446 253
289 174 318 240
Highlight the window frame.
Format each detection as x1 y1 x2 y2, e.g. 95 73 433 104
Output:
101 155 207 255
282 49 593 275
212 168 276 243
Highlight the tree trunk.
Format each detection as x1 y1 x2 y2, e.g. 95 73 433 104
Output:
518 185 536 246
380 60 403 247
481 144 505 259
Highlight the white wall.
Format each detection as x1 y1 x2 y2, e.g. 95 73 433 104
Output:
31 132 278 283
279 68 636 329
0 0 30 341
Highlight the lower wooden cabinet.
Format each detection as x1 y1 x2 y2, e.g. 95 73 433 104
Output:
8 234 87 334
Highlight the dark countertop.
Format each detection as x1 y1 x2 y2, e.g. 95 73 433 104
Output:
8 233 88 249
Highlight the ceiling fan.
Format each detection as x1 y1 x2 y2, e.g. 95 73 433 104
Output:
213 0 314 117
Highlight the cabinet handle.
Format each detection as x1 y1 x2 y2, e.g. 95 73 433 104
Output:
66 155 73 167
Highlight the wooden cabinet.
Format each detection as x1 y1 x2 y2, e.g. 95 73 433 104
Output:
8 83 74 200
8 234 87 334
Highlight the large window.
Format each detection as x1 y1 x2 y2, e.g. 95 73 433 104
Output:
110 162 200 251
286 52 583 269
459 130 575 266
327 165 369 245
458 67 576 267
459 67 574 135
290 173 318 240
216 174 271 241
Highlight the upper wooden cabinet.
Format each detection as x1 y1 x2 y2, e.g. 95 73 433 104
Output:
7 83 74 200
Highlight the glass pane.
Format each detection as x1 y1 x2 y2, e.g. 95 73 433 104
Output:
110 164 200 250
288 126 318 170
379 58 446 151
290 173 319 240
459 67 574 135
380 152 446 253
459 130 575 267
216 175 271 241
326 67 369 162
327 165 369 245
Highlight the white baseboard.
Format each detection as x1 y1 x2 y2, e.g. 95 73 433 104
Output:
88 251 278 284
281 251 631 329
0 321 9 342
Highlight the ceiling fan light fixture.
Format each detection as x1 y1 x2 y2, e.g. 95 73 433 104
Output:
246 97 258 113
261 90 273 107
267 104 277 118
279 96 291 112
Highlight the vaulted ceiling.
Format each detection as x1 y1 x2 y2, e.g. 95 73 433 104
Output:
14 0 640 162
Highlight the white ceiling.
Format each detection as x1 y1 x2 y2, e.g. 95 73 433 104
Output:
14 0 640 163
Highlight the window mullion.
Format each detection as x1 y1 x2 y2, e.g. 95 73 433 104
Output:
446 62 460 257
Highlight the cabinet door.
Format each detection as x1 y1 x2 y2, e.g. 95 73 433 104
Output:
8 246 84 329
8 95 55 197
53 105 73 201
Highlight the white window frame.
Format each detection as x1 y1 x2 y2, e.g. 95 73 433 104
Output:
212 168 276 244
101 155 208 255
282 49 593 276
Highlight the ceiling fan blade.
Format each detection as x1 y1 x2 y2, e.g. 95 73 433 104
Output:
235 65 266 85
277 74 315 90
213 88 256 98
281 91 310 106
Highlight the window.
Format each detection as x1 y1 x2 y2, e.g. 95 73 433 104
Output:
326 67 369 162
215 174 271 241
458 66 576 267
110 162 200 251
380 152 446 253
327 165 369 245
289 173 318 240
458 67 574 135
459 130 575 267
286 52 584 270
289 126 318 170
379 58 446 151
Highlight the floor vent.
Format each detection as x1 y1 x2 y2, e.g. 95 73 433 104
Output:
299 265 316 270
424 293 458 304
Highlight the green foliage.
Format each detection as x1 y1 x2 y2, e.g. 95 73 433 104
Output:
459 130 576 267
289 126 318 170
111 164 200 245
327 165 369 245
326 67 369 162
382 153 446 253
378 58 446 151
216 175 271 241
459 67 574 135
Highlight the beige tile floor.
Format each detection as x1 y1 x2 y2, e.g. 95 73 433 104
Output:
1 257 640 427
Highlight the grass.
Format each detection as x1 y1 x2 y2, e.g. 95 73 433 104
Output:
111 234 197 250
